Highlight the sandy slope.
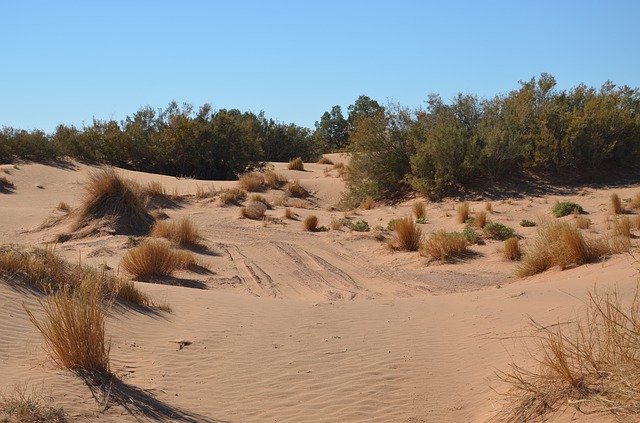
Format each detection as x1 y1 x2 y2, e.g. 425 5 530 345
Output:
1 157 639 422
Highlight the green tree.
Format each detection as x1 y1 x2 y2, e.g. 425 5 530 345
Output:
314 105 349 152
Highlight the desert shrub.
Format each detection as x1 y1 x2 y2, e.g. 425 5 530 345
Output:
240 201 268 220
57 202 71 212
195 184 216 199
249 194 271 208
25 286 110 374
348 219 370 232
359 197 375 210
456 202 469 223
485 201 493 212
284 208 297 220
474 211 487 228
497 286 640 421
552 201 585 218
144 181 166 197
575 216 591 229
0 175 15 193
631 192 640 209
503 237 521 261
330 218 346 230
610 193 623 215
288 157 304 171
73 168 154 235
150 218 201 246
420 231 468 261
238 172 266 192
520 219 536 227
218 188 246 205
634 215 640 230
390 217 422 251
484 222 516 240
0 386 66 422
120 240 183 280
317 156 333 165
303 215 318 231
263 171 288 189
285 180 309 198
462 225 481 244
387 219 400 230
413 201 426 220
612 216 632 238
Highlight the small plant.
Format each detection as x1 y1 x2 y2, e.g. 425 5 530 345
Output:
195 184 216 198
519 219 536 227
285 180 309 198
462 225 481 244
413 201 426 220
330 218 346 230
284 208 297 220
263 171 288 189
0 386 66 422
249 193 271 208
631 192 640 209
360 197 375 210
612 216 631 238
150 218 201 246
120 239 184 280
416 217 427 224
484 222 516 240
317 156 333 165
238 172 266 192
634 215 640 230
144 181 166 197
218 188 246 205
474 211 487 228
390 217 422 251
503 237 521 261
288 157 304 171
349 219 370 232
0 175 15 193
303 215 318 231
610 192 623 214
456 202 470 223
485 201 493 212
387 219 400 230
57 202 71 212
126 235 140 248
575 216 591 229
420 231 468 261
240 201 268 220
552 201 585 217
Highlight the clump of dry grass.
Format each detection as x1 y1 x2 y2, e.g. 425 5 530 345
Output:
496 286 640 422
144 181 166 197
284 208 297 220
249 194 271 208
610 193 623 215
516 222 630 278
634 215 640 230
575 215 591 229
631 192 640 209
612 216 632 238
413 201 426 220
456 202 470 223
0 385 67 422
237 172 266 192
390 217 422 251
503 237 521 261
240 201 267 220
285 180 309 198
150 218 201 247
474 211 487 229
420 231 468 261
73 168 154 235
120 239 184 280
25 286 110 374
218 188 246 205
360 197 375 210
318 156 334 165
330 218 345 230
333 162 348 179
263 171 288 189
57 202 71 212
303 215 318 231
0 175 16 193
288 157 304 171
195 184 216 199
485 201 493 212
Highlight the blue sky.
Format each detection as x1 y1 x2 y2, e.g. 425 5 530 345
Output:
1 0 638 131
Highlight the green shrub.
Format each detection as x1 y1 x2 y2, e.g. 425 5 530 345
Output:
387 219 401 231
520 219 537 227
484 222 516 240
349 219 370 232
552 201 585 218
462 225 481 244
416 217 427 224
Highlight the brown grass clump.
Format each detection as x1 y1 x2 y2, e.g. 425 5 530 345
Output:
249 194 271 208
57 202 71 212
420 231 468 261
391 217 422 251
413 201 426 220
263 171 288 189
456 202 470 223
333 162 348 179
0 385 67 422
303 215 318 231
485 201 493 212
73 168 154 235
218 188 246 205
237 172 266 192
150 218 201 247
610 193 623 214
195 184 216 199
284 208 297 220
25 286 110 374
496 286 640 421
144 181 166 197
631 192 640 209
634 215 640 230
330 218 345 230
515 222 630 278
120 239 183 280
318 156 333 165
285 180 309 198
288 157 304 171
474 211 487 229
0 175 16 193
503 237 521 261
575 215 591 229
240 201 268 220
360 197 375 210
612 216 632 238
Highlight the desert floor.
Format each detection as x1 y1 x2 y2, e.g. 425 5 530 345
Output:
1 154 639 422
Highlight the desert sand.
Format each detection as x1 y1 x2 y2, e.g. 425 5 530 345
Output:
1 155 639 422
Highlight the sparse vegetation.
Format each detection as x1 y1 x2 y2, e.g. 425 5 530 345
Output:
150 218 201 247
238 172 266 192
485 202 492 212
390 217 422 251
285 180 309 198
263 171 288 189
218 187 246 205
284 208 297 220
612 216 632 238
359 197 375 210
57 202 71 212
195 184 216 199
456 202 470 223
288 157 304 171
240 201 268 220
610 192 623 214
552 201 585 218
120 239 184 280
303 215 319 231
520 219 536 227
503 237 521 261
348 219 370 232
575 216 591 229
249 193 271 208
0 386 66 422
631 192 640 209
420 231 468 261
484 222 516 240
462 225 481 244
413 201 426 220
0 175 15 193
474 211 487 229
318 156 333 165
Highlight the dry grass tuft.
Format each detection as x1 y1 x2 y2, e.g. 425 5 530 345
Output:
120 239 183 280
238 172 266 192
0 175 16 193
263 171 288 189
150 218 201 247
610 193 623 214
631 192 640 209
144 181 166 197
25 286 110 374
285 180 309 198
390 217 422 251
360 197 375 210
218 188 246 205
288 157 304 171
330 218 345 230
317 156 334 165
575 215 591 229
612 216 632 238
634 215 640 230
303 215 318 231
240 201 268 220
413 201 426 220
284 208 297 220
496 286 640 422
249 194 271 208
195 184 216 199
0 385 67 422
73 168 154 235
503 237 521 261
474 211 487 229
420 231 468 261
57 202 71 212
485 201 493 212
456 202 470 223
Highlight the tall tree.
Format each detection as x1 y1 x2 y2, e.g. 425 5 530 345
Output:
314 105 349 152
347 95 385 133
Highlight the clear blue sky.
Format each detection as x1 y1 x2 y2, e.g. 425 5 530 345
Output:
1 0 639 132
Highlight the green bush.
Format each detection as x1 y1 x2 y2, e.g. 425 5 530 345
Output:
387 219 401 231
349 219 370 232
520 219 537 227
552 202 585 218
462 225 481 244
484 222 516 240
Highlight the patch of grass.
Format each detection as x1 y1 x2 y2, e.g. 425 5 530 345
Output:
485 201 493 212
237 172 266 192
359 197 375 210
413 201 426 220
150 218 201 247
462 225 481 244
240 201 268 220
120 239 184 280
503 237 521 261
610 192 623 215
634 215 640 230
387 219 400 230
249 194 271 209
218 188 246 205
416 217 427 224
348 219 370 232
285 180 309 198
474 211 487 229
0 386 67 422
390 217 422 251
330 218 346 230
303 215 318 231
520 219 537 227
0 175 15 193
575 216 591 229
284 208 297 220
420 231 468 261
552 201 585 218
143 181 167 197
612 216 631 238
631 192 640 209
195 184 216 199
57 202 71 212
288 157 304 171
456 202 470 223
263 171 288 189
484 222 516 240
317 156 333 165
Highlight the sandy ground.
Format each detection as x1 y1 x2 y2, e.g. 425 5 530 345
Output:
1 155 639 422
